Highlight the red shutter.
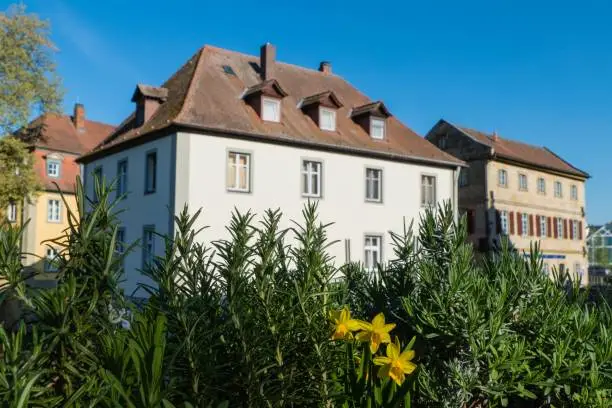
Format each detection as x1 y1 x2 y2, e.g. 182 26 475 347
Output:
517 212 522 235
579 221 583 239
536 215 541 237
509 212 515 235
569 220 574 240
553 217 558 238
564 219 568 239
529 214 534 236
547 217 552 238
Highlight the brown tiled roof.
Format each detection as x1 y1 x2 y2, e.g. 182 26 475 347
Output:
82 45 463 167
351 101 391 118
132 84 168 101
300 91 343 109
23 113 114 155
457 125 589 178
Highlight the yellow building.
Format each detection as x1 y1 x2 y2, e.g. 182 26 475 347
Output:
9 104 113 283
427 120 589 284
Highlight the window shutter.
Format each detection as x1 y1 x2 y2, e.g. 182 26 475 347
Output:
548 217 552 238
564 219 568 239
509 212 515 235
569 220 574 240
579 221 583 239
529 214 534 236
553 217 558 238
517 212 522 235
536 215 541 236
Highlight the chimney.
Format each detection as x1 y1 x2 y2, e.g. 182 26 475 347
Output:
492 130 499 141
260 43 276 80
319 61 332 75
73 103 85 131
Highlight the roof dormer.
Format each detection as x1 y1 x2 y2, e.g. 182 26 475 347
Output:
131 84 168 127
350 101 391 140
242 79 288 123
299 91 343 131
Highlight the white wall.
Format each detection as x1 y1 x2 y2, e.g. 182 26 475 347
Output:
83 135 175 296
176 132 457 268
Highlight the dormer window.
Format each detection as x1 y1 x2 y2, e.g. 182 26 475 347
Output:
350 101 392 140
131 84 168 127
243 79 288 123
262 97 281 122
319 107 336 131
370 118 385 139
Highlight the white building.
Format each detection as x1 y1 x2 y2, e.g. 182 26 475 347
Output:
78 43 464 296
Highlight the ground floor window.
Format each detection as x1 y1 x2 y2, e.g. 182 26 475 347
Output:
45 247 59 272
364 235 382 272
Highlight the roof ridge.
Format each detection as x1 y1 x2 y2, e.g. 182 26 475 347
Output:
175 46 207 123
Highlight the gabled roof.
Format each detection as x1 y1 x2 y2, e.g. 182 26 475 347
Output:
430 120 588 178
131 84 168 102
80 45 463 167
19 113 114 155
299 91 343 109
242 79 288 99
350 101 391 118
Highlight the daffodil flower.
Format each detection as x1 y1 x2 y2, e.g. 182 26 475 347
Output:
331 306 367 341
356 312 395 353
373 337 417 385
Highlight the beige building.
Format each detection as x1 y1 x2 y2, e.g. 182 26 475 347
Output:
426 120 589 283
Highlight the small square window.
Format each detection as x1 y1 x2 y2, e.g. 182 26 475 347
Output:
421 175 436 207
262 97 281 122
364 235 382 272
537 177 546 194
47 159 61 178
518 174 528 191
145 152 157 194
319 108 336 131
498 169 508 187
370 118 385 140
227 152 251 192
45 247 59 272
6 202 17 223
365 168 382 202
47 199 61 223
302 160 322 197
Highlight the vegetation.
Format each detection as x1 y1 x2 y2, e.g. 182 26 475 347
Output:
1 181 611 407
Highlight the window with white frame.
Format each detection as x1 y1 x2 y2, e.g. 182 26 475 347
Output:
540 216 547 238
227 152 251 192
570 185 578 200
500 210 509 234
521 213 528 237
47 159 61 178
365 168 382 202
319 107 336 131
364 235 382 272
6 202 17 223
572 220 579 240
574 262 582 277
142 226 155 268
557 218 564 239
47 199 61 222
117 160 128 198
518 174 528 191
262 97 281 122
45 247 59 272
554 181 562 198
370 118 385 140
302 160 322 197
421 175 436 207
537 177 546 194
498 169 508 187
459 168 469 187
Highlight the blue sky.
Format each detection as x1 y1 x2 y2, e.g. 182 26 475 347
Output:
12 0 612 224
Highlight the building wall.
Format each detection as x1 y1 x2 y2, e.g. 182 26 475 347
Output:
486 160 587 283
83 135 175 296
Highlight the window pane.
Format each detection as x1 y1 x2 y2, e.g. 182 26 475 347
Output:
262 98 280 122
320 109 336 131
371 119 385 139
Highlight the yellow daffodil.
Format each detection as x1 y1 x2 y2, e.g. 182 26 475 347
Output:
373 337 417 385
356 312 395 353
330 306 367 341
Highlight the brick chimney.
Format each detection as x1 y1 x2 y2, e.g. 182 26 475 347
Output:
492 130 499 141
319 61 332 75
73 103 85 131
260 43 276 80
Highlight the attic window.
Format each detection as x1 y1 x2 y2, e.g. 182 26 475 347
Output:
242 79 287 123
350 101 391 140
299 91 343 131
319 107 336 131
223 65 236 76
370 118 385 140
262 97 281 122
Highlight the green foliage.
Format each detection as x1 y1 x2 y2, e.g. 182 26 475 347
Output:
0 137 40 211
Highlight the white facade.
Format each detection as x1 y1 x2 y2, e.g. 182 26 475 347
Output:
85 132 459 296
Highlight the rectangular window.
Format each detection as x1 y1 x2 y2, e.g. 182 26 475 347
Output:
44 247 59 272
47 199 61 223
117 160 128 198
521 213 528 237
570 185 578 200
554 181 562 198
142 226 155 268
459 168 469 187
302 160 322 197
364 235 382 272
365 168 382 202
370 118 385 140
540 216 547 238
537 177 546 194
145 151 157 194
47 159 61 178
421 175 436 207
500 210 508 234
518 174 528 191
319 108 336 131
227 152 251 192
116 227 126 270
572 220 578 240
498 169 508 187
6 202 17 223
557 218 564 239
543 263 549 275
262 97 281 122
574 262 581 276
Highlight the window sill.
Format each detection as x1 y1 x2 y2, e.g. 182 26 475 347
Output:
47 220 61 224
302 194 322 199
365 198 383 204
144 190 156 195
227 188 251 194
